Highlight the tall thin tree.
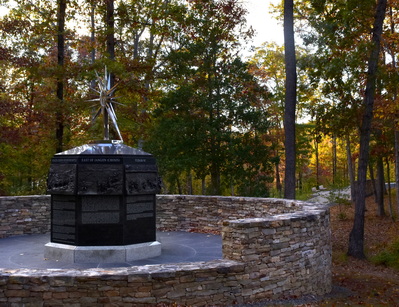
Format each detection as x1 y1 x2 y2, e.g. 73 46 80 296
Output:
104 0 115 140
56 0 66 152
283 0 297 199
391 8 399 218
348 0 387 259
90 1 96 76
396 129 399 215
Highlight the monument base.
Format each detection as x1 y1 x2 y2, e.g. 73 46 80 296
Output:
44 241 162 263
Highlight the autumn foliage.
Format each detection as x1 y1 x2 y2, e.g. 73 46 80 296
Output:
0 0 398 210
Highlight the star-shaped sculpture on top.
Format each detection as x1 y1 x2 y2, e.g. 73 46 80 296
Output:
90 66 123 141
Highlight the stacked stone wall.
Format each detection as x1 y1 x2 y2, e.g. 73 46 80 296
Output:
222 210 331 300
0 195 50 238
0 195 332 305
0 261 246 306
156 195 299 233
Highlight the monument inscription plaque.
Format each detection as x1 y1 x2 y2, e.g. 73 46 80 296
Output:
47 141 161 246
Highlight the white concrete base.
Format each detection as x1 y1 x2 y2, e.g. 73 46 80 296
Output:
44 241 162 263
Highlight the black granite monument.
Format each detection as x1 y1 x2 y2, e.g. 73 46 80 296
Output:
47 141 161 246
46 68 161 253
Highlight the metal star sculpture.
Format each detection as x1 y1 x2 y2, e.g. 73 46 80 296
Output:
89 67 123 141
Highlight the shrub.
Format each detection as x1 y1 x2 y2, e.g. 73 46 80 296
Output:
372 240 399 269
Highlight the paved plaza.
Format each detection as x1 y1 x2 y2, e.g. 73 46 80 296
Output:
0 231 222 269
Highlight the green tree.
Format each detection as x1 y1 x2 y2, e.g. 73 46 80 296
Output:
146 0 272 196
250 43 319 194
91 0 187 143
349 0 387 259
383 0 399 216
292 0 389 258
0 0 89 194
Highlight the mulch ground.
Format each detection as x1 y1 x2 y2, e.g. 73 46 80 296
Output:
316 195 399 306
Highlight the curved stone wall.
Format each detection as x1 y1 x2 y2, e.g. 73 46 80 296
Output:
156 195 301 233
0 195 331 306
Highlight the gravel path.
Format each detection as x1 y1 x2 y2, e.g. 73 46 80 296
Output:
306 187 351 205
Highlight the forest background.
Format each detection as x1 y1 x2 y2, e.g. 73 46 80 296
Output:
0 0 398 210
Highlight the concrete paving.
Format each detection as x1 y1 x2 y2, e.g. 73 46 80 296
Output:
0 231 222 269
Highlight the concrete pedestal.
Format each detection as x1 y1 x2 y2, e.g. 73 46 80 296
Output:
45 241 161 263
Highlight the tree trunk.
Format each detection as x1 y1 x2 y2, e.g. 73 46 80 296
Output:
133 33 140 60
104 0 115 140
376 155 385 216
210 163 221 195
315 139 320 187
186 171 193 195
395 129 399 215
55 0 66 153
90 2 96 65
275 156 282 197
369 162 377 202
89 0 97 117
348 0 387 259
388 6 399 217
346 135 356 202
177 177 182 195
298 167 303 191
283 0 297 199
386 157 393 218
332 135 337 185
106 0 115 63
